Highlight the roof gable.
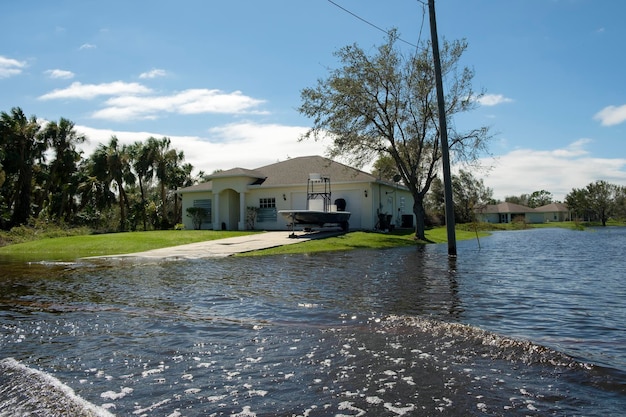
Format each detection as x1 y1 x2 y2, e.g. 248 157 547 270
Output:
208 167 265 180
253 155 377 186
476 202 537 214
179 155 388 193
534 202 569 212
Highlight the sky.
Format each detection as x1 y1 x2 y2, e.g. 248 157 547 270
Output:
1 0 625 202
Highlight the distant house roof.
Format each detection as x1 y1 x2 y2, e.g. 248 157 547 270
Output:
476 201 569 214
534 202 569 213
476 202 535 214
179 155 393 193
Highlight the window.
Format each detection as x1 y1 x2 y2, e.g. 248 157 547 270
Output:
193 199 212 219
258 197 277 222
259 198 276 209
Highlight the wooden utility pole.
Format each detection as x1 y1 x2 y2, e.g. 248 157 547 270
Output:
428 0 457 257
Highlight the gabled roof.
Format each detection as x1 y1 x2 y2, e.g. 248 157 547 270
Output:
534 202 569 212
476 202 536 214
476 201 569 214
253 155 376 186
177 180 213 193
208 167 266 180
179 155 383 193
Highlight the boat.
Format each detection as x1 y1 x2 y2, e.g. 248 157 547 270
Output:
279 173 351 232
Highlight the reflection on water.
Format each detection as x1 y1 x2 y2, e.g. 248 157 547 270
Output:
1 227 625 416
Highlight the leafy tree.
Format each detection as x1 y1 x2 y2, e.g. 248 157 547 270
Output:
586 180 616 226
39 118 86 222
298 31 490 239
613 186 626 220
427 170 493 224
0 107 45 228
128 141 156 231
452 169 493 223
90 136 135 231
566 180 618 226
145 137 184 229
505 194 530 207
186 207 207 230
528 190 553 208
371 155 400 182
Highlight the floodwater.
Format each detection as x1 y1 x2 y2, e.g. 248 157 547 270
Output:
0 227 624 416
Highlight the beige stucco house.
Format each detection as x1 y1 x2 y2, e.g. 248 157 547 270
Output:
475 202 570 224
178 155 415 231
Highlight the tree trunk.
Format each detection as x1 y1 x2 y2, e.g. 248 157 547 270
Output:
413 195 427 241
138 177 147 231
10 165 33 227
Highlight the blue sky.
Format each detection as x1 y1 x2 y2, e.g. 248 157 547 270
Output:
1 0 625 201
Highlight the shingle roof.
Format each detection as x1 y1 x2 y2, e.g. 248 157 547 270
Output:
208 167 266 179
534 202 569 212
179 155 408 193
476 201 569 214
253 155 376 186
476 202 536 214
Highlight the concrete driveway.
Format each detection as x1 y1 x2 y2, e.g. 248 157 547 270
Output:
87 230 337 261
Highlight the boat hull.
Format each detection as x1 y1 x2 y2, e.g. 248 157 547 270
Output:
279 210 351 231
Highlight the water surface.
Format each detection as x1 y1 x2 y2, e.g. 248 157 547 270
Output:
1 227 624 416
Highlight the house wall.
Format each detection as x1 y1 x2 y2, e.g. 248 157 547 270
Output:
541 211 570 222
180 181 415 231
476 213 499 223
526 213 545 224
181 191 213 230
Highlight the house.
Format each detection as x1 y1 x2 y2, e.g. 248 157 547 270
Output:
475 201 570 224
178 155 415 231
534 202 571 222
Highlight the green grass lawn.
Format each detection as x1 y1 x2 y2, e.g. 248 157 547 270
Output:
0 227 487 262
2 220 609 262
238 227 486 256
0 230 259 262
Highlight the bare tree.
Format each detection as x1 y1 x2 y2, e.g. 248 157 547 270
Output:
298 31 491 239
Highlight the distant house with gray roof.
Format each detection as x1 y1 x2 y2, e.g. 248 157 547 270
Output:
475 201 570 224
178 155 414 231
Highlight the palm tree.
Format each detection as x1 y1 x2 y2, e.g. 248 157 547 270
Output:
90 136 135 231
128 141 155 231
39 118 86 222
146 137 185 229
0 107 45 228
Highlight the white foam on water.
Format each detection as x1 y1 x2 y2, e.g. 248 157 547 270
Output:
132 398 171 415
337 401 366 417
0 357 115 417
365 396 383 405
100 386 133 400
383 402 415 415
230 405 256 416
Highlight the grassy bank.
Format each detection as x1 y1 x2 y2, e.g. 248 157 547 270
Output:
240 228 487 257
0 230 259 262
1 220 606 262
0 226 488 262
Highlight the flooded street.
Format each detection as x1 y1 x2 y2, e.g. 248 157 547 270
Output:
1 227 625 416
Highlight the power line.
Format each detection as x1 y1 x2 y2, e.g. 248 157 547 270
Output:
327 0 424 48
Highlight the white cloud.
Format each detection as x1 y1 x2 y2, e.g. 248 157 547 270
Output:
74 122 330 174
91 89 267 121
0 55 26 78
79 43 96 50
39 81 152 100
44 69 75 79
476 94 514 106
139 69 167 79
479 140 626 201
594 104 626 126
